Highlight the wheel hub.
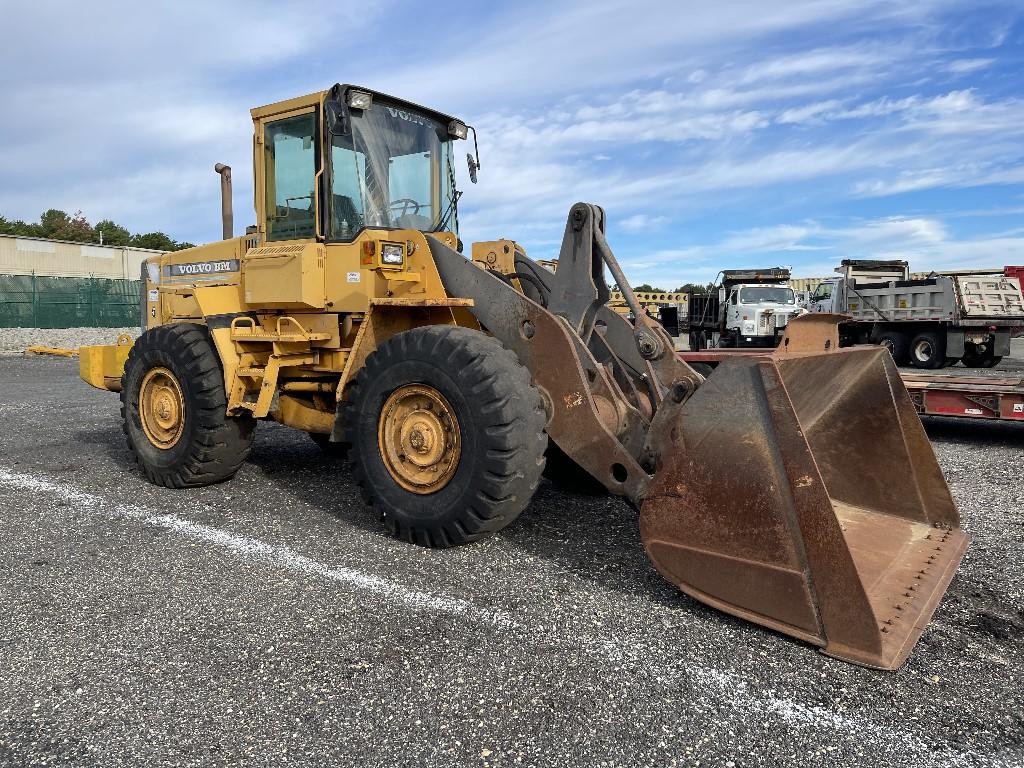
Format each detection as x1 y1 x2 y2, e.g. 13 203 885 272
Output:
139 367 185 449
378 384 461 493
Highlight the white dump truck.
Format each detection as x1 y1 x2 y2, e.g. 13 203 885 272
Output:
806 259 1024 368
686 268 806 349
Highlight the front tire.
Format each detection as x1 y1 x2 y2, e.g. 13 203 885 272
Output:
876 331 910 366
343 325 547 547
121 323 254 488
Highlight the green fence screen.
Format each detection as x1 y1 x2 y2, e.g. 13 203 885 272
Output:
0 274 141 328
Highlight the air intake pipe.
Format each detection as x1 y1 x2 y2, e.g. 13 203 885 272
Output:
214 163 233 240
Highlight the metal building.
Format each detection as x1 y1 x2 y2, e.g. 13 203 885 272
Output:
0 235 165 328
0 234 163 279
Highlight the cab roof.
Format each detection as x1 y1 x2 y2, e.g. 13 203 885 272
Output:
251 83 460 127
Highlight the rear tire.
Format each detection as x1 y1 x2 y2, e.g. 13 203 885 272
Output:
909 331 946 369
876 331 910 366
961 344 1001 369
343 325 547 547
121 323 254 488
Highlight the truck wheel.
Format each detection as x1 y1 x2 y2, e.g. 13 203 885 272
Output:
876 331 909 366
909 331 946 369
343 325 547 547
121 323 255 488
960 344 1001 369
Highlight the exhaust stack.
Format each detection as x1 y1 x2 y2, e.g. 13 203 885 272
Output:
214 163 233 240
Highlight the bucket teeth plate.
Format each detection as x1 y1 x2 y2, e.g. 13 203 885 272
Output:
640 346 968 669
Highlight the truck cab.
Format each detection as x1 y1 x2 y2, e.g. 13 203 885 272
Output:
722 282 804 346
687 267 805 349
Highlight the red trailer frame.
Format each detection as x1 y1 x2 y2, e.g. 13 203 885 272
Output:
679 349 1024 423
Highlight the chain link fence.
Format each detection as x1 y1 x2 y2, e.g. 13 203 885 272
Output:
0 273 141 328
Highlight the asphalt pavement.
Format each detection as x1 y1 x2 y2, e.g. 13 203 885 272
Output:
0 356 1021 767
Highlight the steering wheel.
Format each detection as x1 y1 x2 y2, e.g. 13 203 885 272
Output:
388 198 422 218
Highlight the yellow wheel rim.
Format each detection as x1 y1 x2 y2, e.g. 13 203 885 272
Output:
139 366 185 450
377 384 461 494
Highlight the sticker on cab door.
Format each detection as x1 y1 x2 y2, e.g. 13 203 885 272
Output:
147 289 159 302
347 272 361 283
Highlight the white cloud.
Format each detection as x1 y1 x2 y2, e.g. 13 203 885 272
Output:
622 214 1021 288
619 214 670 232
945 58 995 74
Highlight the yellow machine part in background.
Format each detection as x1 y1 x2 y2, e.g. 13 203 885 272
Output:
79 334 135 392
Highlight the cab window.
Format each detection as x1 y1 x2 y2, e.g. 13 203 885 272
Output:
812 283 834 301
264 113 317 242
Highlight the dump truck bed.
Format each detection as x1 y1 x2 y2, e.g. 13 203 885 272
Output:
842 275 1024 326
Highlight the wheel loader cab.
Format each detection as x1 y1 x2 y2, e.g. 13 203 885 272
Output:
253 85 465 246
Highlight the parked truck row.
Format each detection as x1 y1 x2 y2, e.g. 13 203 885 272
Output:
805 260 1024 369
659 260 1024 370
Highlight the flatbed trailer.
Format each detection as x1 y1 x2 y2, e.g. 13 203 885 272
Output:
678 348 1024 423
900 372 1024 422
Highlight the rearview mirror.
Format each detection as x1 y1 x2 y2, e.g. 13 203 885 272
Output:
325 100 349 136
467 153 478 184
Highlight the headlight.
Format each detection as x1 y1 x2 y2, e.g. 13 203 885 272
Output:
346 90 373 110
381 243 404 265
448 120 469 139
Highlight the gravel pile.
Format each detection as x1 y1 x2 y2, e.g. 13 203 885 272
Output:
0 327 138 355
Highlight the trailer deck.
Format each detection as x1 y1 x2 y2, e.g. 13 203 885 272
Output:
901 372 1024 422
679 348 1024 424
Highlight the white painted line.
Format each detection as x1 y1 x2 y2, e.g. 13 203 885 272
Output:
0 467 518 630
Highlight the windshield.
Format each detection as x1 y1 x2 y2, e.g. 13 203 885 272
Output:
329 103 457 240
739 286 796 305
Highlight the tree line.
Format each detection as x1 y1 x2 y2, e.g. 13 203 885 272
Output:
631 282 717 294
0 209 194 252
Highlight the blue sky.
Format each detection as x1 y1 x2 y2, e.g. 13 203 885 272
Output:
2 0 1023 288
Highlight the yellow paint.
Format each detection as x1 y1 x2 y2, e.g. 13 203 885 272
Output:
79 335 134 392
25 346 77 357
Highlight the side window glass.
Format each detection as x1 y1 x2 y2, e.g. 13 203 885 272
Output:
265 114 317 241
331 145 368 240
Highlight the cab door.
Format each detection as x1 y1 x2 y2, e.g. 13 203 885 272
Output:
255 106 320 243
808 281 835 313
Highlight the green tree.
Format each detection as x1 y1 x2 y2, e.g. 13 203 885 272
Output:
674 282 716 294
94 219 131 246
632 283 668 293
37 209 94 242
130 231 179 251
2 209 194 252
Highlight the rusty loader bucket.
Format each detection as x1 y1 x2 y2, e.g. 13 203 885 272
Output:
431 203 967 670
641 316 969 669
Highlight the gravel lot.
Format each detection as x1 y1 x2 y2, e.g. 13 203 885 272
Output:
0 356 1021 767
0 327 138 355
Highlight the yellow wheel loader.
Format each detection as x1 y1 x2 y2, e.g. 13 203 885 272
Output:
79 84 968 669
